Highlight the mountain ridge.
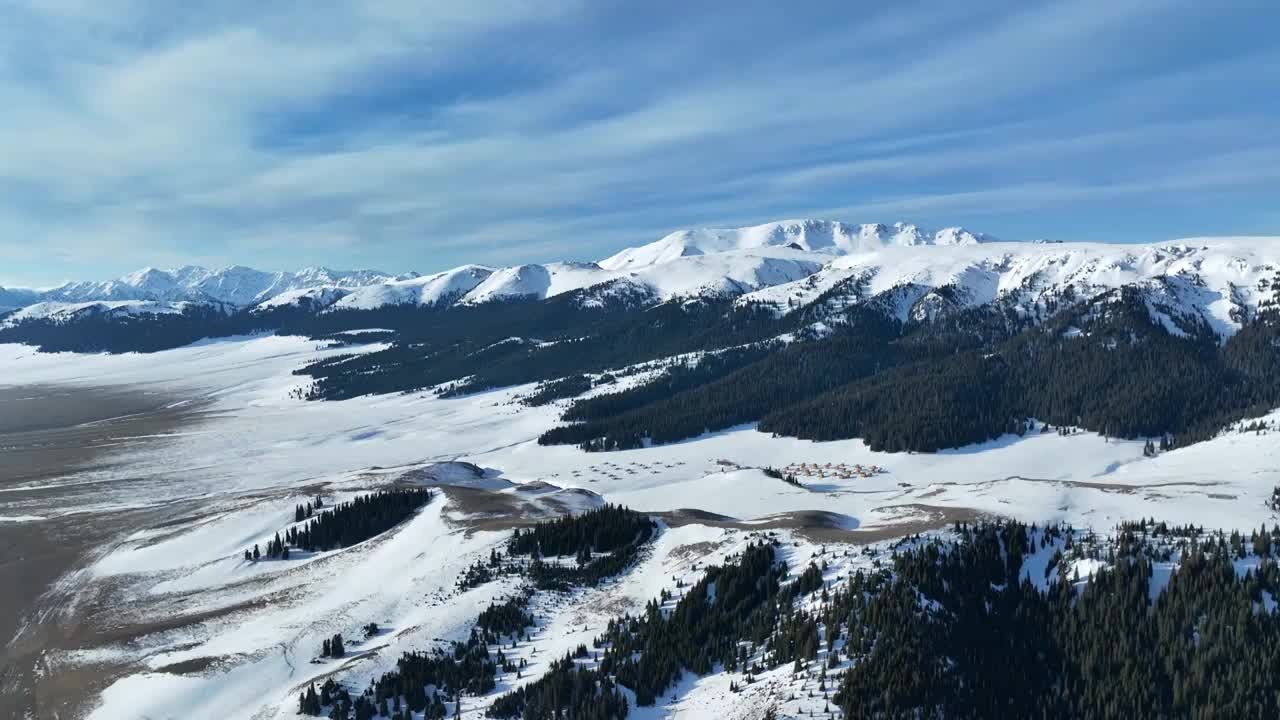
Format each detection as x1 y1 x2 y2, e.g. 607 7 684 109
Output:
5 221 1280 339
598 219 993 271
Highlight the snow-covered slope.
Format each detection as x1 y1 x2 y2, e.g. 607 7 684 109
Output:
252 286 351 311
460 262 605 304
0 287 40 313
333 265 495 310
6 334 1280 720
4 299 196 325
455 249 826 307
35 265 406 308
740 238 1280 338
599 219 991 271
616 248 825 303
6 222 1280 331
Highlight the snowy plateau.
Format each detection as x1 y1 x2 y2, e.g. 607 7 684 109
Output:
2 218 1280 720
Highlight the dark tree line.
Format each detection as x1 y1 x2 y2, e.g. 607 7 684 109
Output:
304 506 657 719
456 548 521 591
11 267 1274 457
290 488 432 552
832 520 1280 719
538 308 901 451
295 495 323 522
297 295 788 401
542 293 1280 453
475 590 537 641
506 505 658 591
488 540 787 718
0 300 337 353
482 517 1280 720
525 545 648 591
247 489 430 561
508 504 655 557
597 540 786 705
487 656 630 720
304 511 1280 720
560 344 776 424
321 633 346 659
521 374 594 406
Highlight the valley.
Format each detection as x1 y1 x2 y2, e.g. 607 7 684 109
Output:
3 223 1280 719
1 326 1277 719
7 2 1278 716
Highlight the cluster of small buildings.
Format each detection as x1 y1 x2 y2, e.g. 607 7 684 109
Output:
567 459 687 482
783 461 886 480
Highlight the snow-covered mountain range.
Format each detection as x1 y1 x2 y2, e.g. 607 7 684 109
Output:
741 237 1280 339
3 219 983 317
44 265 409 306
5 220 1279 339
597 219 990 270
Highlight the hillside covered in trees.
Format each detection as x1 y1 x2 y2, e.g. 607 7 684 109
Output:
489 520 1280 720
296 506 658 719
7 251 1279 457
541 296 1280 454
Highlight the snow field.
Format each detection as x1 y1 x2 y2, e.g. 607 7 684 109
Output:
2 333 1278 718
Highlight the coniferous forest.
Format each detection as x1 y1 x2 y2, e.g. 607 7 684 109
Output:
292 488 433 552
508 504 655 557
302 506 659 720
830 520 1280 719
246 488 432 561
508 505 658 590
494 521 1280 720
540 295 1280 453
276 493 1280 720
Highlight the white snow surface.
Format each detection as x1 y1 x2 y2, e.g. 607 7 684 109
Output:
6 224 1280 332
2 329 1280 717
11 265 407 311
449 250 824 307
3 299 196 325
599 219 990 270
252 286 351 311
740 237 1280 336
333 265 495 310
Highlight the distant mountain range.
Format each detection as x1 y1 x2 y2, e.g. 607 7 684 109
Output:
3 219 1279 343
1 265 411 311
0 220 991 316
4 217 1280 460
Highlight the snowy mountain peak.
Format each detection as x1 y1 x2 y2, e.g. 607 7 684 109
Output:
934 226 989 245
13 264 404 311
738 237 1280 340
333 264 496 311
599 219 995 271
120 266 170 285
8 226 1279 335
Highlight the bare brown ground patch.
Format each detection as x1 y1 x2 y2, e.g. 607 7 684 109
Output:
439 486 603 535
656 504 990 546
669 541 718 560
998 475 1221 494
0 384 228 720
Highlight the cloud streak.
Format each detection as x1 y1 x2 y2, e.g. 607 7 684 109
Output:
1 0 1277 286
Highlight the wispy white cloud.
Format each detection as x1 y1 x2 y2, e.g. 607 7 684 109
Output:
0 0 1276 285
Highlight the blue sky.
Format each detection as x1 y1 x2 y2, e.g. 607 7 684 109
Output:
2 0 1278 287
